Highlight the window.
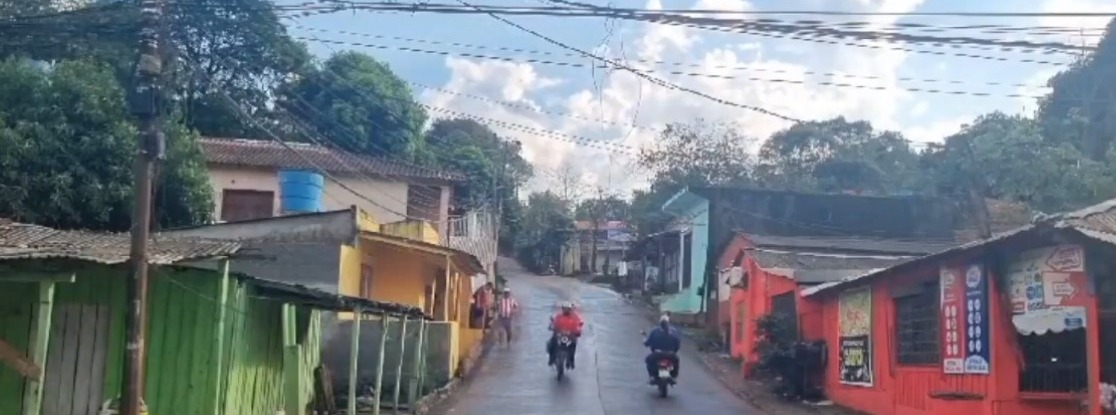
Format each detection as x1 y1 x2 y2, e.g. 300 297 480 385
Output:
220 189 274 221
894 280 940 365
1019 329 1087 393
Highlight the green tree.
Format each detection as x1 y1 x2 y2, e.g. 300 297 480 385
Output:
638 120 756 188
1 0 313 139
922 112 1116 213
515 191 574 272
279 51 427 159
0 58 213 230
1037 17 1116 161
425 118 533 208
756 117 921 194
575 194 630 222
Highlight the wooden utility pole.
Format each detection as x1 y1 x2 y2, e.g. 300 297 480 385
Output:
961 137 993 239
122 0 165 412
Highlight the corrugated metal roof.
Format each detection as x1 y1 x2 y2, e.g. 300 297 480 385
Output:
0 222 241 265
801 197 1116 297
745 234 958 255
751 249 912 271
200 137 464 182
243 275 428 318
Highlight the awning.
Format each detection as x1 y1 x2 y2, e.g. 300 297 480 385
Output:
1013 306 1087 335
359 231 486 276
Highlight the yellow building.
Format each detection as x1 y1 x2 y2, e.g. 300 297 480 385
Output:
166 206 488 391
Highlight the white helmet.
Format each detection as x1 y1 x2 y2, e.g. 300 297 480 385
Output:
558 301 574 309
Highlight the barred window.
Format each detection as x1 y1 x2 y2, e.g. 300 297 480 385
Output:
1019 329 1087 393
894 280 940 365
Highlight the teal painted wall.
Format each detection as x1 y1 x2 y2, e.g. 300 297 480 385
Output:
662 199 709 315
0 262 322 415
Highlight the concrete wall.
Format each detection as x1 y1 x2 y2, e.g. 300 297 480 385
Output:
323 319 458 403
207 164 411 223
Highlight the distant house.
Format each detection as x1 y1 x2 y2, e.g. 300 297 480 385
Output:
649 186 956 325
564 220 632 275
199 137 463 239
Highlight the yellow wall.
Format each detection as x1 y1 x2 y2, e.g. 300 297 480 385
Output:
380 220 441 245
336 242 363 320
361 239 442 310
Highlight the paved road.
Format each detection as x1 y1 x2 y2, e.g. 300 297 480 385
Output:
432 261 762 415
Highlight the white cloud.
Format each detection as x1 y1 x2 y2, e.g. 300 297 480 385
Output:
427 0 970 197
1038 0 1115 47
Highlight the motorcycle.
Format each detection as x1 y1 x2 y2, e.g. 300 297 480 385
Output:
553 333 575 380
651 351 677 397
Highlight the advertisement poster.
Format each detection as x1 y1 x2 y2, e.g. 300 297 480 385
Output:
1005 245 1090 335
940 264 991 374
839 288 873 386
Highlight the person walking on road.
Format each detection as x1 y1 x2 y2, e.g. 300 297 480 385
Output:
496 287 519 346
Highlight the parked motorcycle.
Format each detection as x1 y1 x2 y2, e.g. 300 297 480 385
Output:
651 351 677 397
553 333 575 380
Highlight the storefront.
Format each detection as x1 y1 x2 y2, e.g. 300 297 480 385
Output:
802 224 1112 415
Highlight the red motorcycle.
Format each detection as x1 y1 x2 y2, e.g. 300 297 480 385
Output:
651 351 677 397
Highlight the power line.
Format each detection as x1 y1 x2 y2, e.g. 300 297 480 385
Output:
409 80 660 132
294 25 1050 90
275 1 1099 52
296 36 1047 100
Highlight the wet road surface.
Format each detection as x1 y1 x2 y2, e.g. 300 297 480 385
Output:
432 261 762 415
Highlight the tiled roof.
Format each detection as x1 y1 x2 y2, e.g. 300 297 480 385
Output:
0 222 241 265
199 137 464 182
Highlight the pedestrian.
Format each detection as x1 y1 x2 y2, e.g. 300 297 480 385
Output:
496 287 519 346
474 282 495 329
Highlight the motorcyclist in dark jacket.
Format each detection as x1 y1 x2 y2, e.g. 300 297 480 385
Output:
644 314 681 382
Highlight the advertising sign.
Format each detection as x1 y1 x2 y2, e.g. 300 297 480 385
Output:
940 264 991 374
838 288 873 386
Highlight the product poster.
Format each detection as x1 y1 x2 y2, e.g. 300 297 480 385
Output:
1005 245 1090 335
838 287 873 386
940 264 990 374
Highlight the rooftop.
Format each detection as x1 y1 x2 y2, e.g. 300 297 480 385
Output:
800 197 1116 297
200 137 464 182
0 220 240 265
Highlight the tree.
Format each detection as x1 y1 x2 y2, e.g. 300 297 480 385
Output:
425 118 533 209
638 120 756 188
1037 17 1116 161
515 191 574 272
280 51 427 160
1 0 314 139
575 194 630 222
756 117 921 194
0 58 213 231
922 112 1116 213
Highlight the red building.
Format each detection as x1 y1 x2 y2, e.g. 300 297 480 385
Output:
796 201 1116 415
720 232 955 375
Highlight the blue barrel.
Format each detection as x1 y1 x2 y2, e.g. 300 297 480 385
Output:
278 169 324 214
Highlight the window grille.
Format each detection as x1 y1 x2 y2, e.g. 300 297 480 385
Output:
894 281 939 365
1018 329 1087 393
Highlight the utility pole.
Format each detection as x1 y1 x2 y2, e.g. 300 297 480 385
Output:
960 136 992 239
492 140 520 278
123 0 165 412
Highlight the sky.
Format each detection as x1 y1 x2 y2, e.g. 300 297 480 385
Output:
282 0 1116 199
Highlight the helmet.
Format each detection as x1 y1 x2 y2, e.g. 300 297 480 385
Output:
503 287 511 293
559 301 574 310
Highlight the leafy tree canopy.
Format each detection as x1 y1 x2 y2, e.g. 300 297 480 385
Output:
0 58 213 230
1038 18 1116 161
514 191 574 272
280 51 427 160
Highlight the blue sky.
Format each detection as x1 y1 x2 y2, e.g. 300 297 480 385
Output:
280 0 1116 195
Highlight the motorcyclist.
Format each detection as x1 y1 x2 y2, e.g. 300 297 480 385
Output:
644 314 681 383
546 301 584 368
